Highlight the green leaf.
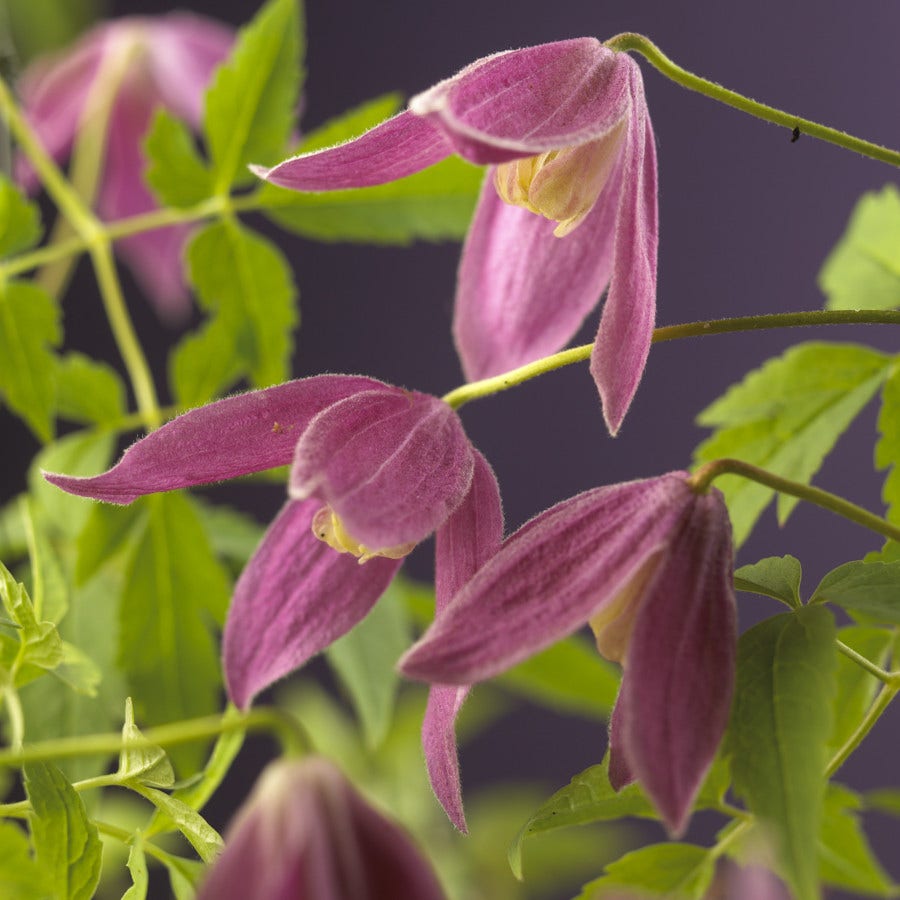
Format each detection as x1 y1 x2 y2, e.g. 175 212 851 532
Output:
819 185 900 310
135 787 223 863
875 361 900 527
119 493 229 774
0 820 50 899
52 641 101 696
0 175 42 257
694 342 890 546
576 844 715 900
508 758 656 879
811 560 900 623
19 570 126 783
21 496 68 623
864 788 900 817
117 697 176 788
734 555 802 609
146 708 245 838
144 109 213 208
74 502 145 586
54 352 125 426
161 855 206 899
0 560 64 676
121 834 149 900
327 579 411 747
168 316 243 408
498 634 620 719
29 431 115 539
728 606 837 900
204 0 303 191
292 93 402 153
193 499 265 567
819 784 895 897
828 626 893 753
0 280 61 442
185 220 297 389
25 762 102 900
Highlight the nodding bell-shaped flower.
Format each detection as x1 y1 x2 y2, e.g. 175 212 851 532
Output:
43 374 503 833
197 756 447 900
400 471 736 836
15 14 233 319
254 38 658 434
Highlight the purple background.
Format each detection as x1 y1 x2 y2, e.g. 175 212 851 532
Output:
4 0 900 895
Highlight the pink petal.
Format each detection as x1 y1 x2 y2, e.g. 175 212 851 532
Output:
619 489 736 835
99 81 193 320
424 451 503 832
148 13 234 126
607 686 636 791
410 39 632 164
44 375 384 503
15 26 110 191
400 473 692 684
290 388 474 550
590 65 658 435
254 110 453 190
453 171 617 380
223 500 401 709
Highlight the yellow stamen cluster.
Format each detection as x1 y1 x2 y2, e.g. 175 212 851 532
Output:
312 506 416 564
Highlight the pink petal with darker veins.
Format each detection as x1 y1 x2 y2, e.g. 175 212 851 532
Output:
223 499 401 710
290 388 474 550
424 450 503 831
44 375 384 504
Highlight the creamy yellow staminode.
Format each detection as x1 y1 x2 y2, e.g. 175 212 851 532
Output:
494 121 626 237
312 506 416 564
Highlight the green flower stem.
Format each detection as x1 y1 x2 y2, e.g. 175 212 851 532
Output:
3 687 24 751
95 821 188 869
0 773 122 818
441 309 900 409
690 457 900 546
0 707 307 769
605 33 900 168
836 639 894 684
826 682 900 778
0 74 161 429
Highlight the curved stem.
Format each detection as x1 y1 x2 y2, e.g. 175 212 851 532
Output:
690 458 900 545
442 309 900 408
0 707 308 769
606 33 900 168
826 682 900 777
836 639 893 685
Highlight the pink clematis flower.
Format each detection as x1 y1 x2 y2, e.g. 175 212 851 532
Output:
16 14 233 320
198 756 447 900
44 374 502 832
255 38 657 434
400 471 736 836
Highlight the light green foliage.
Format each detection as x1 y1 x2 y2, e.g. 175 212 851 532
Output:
261 94 483 244
875 362 900 527
0 560 64 679
0 281 61 442
74 502 145 586
28 432 114 539
21 497 68 623
118 494 230 774
728 607 836 900
175 219 297 402
25 762 102 900
327 579 412 748
819 784 895 897
54 353 125 426
117 697 176 788
0 175 42 257
575 844 715 900
508 757 656 879
144 110 213 208
0 820 49 899
694 342 890 546
146 709 244 838
811 559 900 624
134 787 223 864
828 626 893 754
498 634 620 719
121 836 149 900
734 554 802 608
204 0 303 191
819 185 900 310
193 499 265 568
